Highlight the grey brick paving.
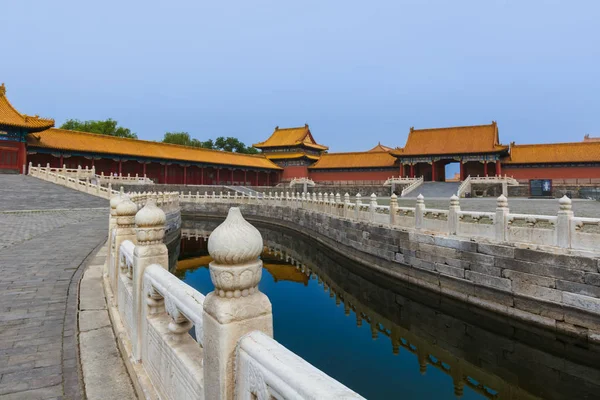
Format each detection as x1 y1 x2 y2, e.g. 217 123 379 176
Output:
0 175 107 211
0 175 109 399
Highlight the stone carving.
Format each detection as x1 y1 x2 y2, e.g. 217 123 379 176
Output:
135 199 167 245
207 207 263 266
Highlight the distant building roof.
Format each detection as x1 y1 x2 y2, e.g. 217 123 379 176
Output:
583 134 600 142
0 83 54 132
253 124 328 151
309 151 397 169
367 142 394 152
27 128 282 170
506 141 600 164
391 122 507 157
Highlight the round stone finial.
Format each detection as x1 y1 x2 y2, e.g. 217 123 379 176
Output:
208 207 263 265
497 194 508 208
116 196 138 216
417 194 424 200
391 193 398 199
559 195 572 210
135 199 166 228
110 194 123 210
450 194 459 206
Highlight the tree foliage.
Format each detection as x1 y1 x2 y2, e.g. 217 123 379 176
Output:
60 118 137 139
161 132 258 154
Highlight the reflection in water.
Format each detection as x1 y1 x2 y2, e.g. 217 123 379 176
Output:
175 218 600 400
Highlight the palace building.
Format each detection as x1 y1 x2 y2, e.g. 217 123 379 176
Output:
252 124 328 180
1 83 599 186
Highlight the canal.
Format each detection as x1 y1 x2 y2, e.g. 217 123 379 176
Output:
173 217 600 400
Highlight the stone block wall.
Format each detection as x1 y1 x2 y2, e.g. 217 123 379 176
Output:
183 202 600 342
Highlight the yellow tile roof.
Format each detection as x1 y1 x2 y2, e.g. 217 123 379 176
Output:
253 124 328 151
309 151 398 169
506 141 600 164
27 128 282 170
367 142 394 152
264 152 320 161
391 122 507 157
0 84 54 131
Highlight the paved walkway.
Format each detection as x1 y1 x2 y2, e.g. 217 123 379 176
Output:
0 175 112 399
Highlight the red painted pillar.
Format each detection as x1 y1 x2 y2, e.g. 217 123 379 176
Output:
230 169 234 184
143 162 147 177
118 160 122 176
255 171 259 186
164 164 168 184
200 167 204 185
496 161 502 176
266 172 270 186
183 165 187 185
431 161 436 182
484 161 488 177
216 168 220 184
244 170 247 185
91 158 95 168
59 154 64 168
399 164 404 177
459 162 464 181
410 164 415 178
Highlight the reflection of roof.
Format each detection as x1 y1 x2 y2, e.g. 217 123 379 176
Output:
176 255 212 271
263 263 309 285
253 125 328 151
27 128 282 170
264 152 320 161
391 122 507 156
367 142 394 152
506 142 600 164
309 151 397 169
0 84 54 131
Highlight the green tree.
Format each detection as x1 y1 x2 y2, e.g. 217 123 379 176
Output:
214 136 259 154
161 132 257 153
162 132 215 149
60 118 137 139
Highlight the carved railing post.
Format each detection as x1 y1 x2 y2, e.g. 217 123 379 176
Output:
107 195 123 277
557 195 573 248
344 193 350 218
389 193 398 225
495 194 509 242
448 195 460 235
369 193 377 222
355 193 362 220
111 197 138 301
132 200 168 360
203 208 273 400
415 194 425 230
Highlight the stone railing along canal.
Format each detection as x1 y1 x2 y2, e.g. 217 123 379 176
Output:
107 197 363 399
180 190 600 344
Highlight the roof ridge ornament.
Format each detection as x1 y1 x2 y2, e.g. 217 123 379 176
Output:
0 83 5 96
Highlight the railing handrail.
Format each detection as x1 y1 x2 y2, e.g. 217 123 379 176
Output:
456 175 471 197
400 176 424 197
143 264 205 345
236 331 364 399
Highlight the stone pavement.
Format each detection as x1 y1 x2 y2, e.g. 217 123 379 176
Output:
0 175 118 399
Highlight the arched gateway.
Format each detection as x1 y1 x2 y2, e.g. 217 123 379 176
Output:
390 122 508 182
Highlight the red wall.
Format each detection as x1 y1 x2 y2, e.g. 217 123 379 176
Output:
282 165 309 180
503 165 600 180
309 169 396 182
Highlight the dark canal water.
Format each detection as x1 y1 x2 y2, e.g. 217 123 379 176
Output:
174 217 600 400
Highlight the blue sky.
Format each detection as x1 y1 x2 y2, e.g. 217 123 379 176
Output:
2 0 598 152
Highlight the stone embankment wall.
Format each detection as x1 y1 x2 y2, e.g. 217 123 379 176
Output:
183 202 600 342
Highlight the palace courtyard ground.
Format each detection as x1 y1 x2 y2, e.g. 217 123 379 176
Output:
0 176 133 399
0 175 599 398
